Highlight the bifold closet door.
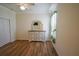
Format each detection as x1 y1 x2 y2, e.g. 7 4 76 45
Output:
0 18 10 47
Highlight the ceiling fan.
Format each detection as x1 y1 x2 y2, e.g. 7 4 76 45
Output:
16 3 35 10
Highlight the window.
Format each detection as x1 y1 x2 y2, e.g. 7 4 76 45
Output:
51 11 57 43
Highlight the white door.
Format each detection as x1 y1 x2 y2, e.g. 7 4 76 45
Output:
0 18 10 47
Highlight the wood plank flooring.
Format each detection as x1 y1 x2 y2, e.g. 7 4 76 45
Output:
0 40 58 56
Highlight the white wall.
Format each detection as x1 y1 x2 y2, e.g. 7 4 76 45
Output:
55 4 79 56
16 13 50 41
0 5 16 42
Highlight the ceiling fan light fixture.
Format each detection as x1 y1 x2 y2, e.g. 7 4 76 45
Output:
20 5 26 10
17 3 34 10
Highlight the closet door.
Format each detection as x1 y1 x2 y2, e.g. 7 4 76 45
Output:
0 18 10 47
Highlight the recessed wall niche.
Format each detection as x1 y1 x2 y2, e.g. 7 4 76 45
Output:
31 20 43 30
33 22 38 26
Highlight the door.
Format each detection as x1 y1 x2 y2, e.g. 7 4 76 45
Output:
0 18 10 47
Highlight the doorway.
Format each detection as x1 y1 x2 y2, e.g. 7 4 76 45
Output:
50 11 57 43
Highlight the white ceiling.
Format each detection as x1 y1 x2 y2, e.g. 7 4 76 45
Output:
0 3 52 13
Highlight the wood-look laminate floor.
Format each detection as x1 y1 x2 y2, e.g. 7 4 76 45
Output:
0 40 58 56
